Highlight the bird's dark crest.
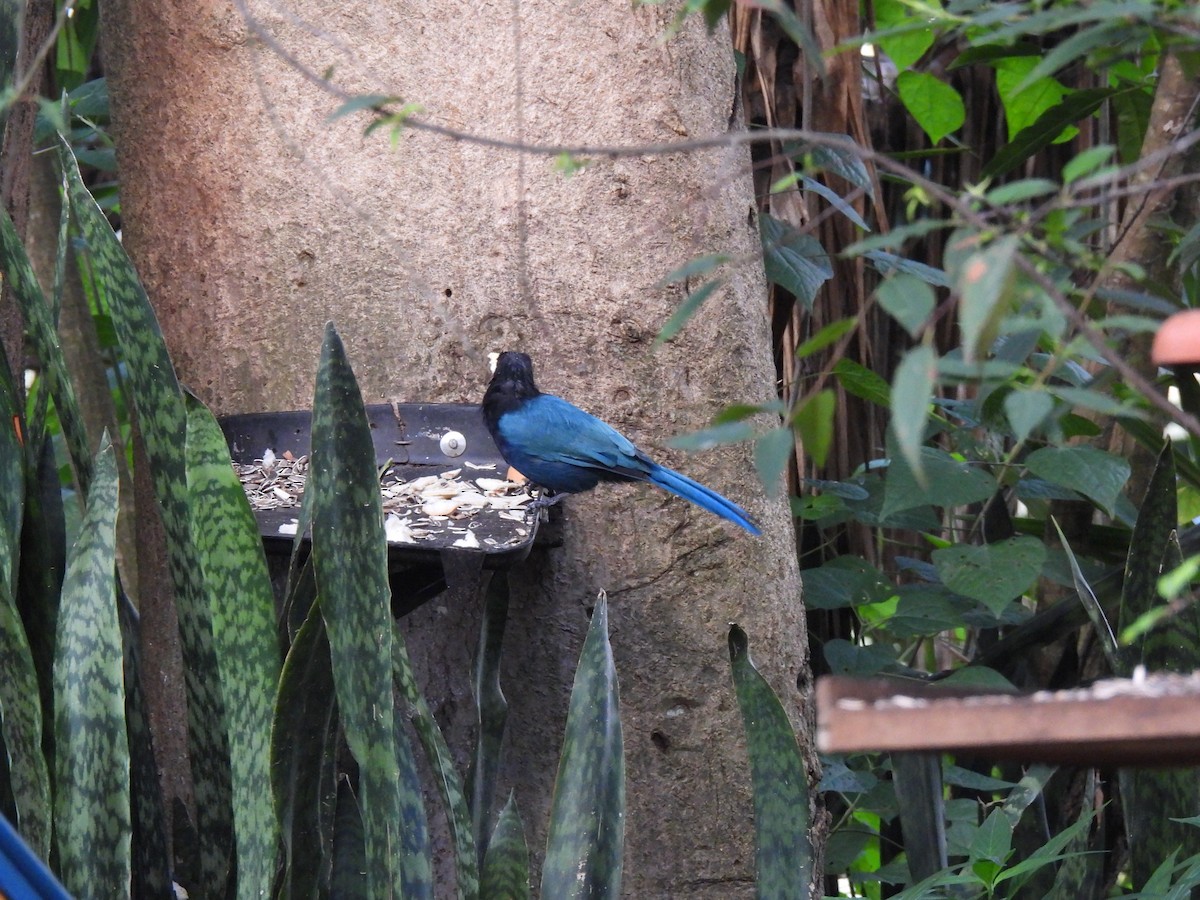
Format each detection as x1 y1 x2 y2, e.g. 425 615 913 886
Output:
483 351 541 434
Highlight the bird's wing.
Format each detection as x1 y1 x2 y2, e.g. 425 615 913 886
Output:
498 395 651 477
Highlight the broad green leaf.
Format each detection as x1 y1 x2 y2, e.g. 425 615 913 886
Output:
729 626 812 899
876 273 935 338
1048 386 1147 419
310 323 403 899
328 93 402 120
1062 144 1116 184
760 213 833 309
896 71 964 144
873 0 936 70
802 557 895 610
794 390 836 468
824 638 899 676
982 87 1118 178
993 56 1074 142
932 537 1046 617
184 396 281 900
984 178 1058 205
657 278 724 343
864 249 950 288
794 317 857 360
1013 23 1126 96
890 345 937 485
480 794 530 900
843 220 953 257
799 134 872 193
53 437 130 896
59 135 234 886
1025 446 1130 516
1004 390 1054 443
881 443 996 520
956 235 1019 362
970 809 1013 866
656 253 731 286
469 573 511 863
755 426 796 493
542 595 624 900
833 358 891 407
668 420 754 452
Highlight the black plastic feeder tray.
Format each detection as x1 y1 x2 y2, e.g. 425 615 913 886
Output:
219 403 541 616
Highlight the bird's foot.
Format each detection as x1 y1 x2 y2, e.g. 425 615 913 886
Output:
528 491 566 511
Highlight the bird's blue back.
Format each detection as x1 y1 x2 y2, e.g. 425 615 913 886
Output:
493 394 651 493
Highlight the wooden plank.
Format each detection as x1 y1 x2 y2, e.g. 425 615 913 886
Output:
816 672 1200 766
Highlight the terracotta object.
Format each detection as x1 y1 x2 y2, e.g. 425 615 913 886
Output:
1152 309 1200 365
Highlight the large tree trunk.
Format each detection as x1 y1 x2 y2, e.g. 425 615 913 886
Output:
103 0 815 893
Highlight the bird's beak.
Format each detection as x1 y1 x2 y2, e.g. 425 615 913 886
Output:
487 351 500 374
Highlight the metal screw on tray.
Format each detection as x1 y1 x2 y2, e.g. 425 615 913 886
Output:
440 430 467 457
220 403 554 618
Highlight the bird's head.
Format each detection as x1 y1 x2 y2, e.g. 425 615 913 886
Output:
490 351 539 393
482 351 541 427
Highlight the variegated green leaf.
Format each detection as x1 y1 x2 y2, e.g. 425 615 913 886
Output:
392 690 433 899
480 793 529 900
541 595 624 900
0 328 51 858
58 134 234 887
729 625 812 900
272 600 338 899
468 572 510 862
0 200 92 493
393 622 478 899
0 578 51 858
53 435 130 895
309 323 403 899
330 777 367 898
185 394 281 899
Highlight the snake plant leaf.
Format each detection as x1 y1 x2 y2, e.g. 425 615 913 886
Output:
57 134 234 887
272 599 339 899
0 199 92 494
392 622 478 899
309 322 403 899
118 594 173 899
728 625 812 900
541 594 624 900
53 435 130 895
0 578 51 859
0 338 51 858
185 394 281 899
330 777 367 899
480 793 530 900
468 572 511 862
392 691 433 900
1116 445 1200 889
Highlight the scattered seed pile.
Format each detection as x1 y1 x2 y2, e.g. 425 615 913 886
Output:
233 449 535 547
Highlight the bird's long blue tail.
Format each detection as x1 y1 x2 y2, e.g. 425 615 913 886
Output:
647 464 761 535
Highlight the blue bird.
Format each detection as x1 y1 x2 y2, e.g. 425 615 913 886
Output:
482 351 761 535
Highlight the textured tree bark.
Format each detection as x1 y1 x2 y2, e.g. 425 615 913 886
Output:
103 0 814 893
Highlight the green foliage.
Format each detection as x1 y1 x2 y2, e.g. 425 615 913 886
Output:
729 626 813 898
541 595 625 900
